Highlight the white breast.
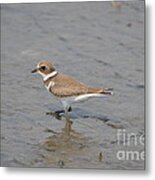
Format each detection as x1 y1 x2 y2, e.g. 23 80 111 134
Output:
45 81 55 91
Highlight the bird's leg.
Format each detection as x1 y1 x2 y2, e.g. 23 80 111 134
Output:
54 107 72 116
46 106 72 121
46 110 65 115
68 106 72 112
56 110 65 114
54 110 64 120
64 106 73 135
46 110 63 120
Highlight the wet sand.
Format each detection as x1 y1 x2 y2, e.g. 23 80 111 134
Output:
1 1 145 169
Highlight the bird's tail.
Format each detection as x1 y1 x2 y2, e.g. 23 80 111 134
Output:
88 87 113 95
98 88 114 95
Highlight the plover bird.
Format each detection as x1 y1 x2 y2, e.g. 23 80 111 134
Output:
32 61 113 120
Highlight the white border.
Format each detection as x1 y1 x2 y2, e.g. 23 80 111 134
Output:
0 0 131 3
1 0 123 3
1 0 154 179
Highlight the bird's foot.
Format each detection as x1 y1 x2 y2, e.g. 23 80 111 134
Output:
46 107 72 120
46 110 65 120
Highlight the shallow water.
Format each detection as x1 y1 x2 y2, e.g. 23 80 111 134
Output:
1 1 145 169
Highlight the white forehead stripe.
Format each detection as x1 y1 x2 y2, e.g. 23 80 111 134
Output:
37 63 41 68
43 71 58 81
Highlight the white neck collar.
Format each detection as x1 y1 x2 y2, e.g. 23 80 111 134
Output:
43 71 58 81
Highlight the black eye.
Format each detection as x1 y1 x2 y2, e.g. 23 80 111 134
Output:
41 66 46 70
